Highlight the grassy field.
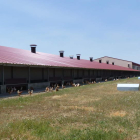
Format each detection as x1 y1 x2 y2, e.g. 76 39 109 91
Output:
1 78 140 140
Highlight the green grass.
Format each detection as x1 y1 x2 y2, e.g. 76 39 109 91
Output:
0 77 140 140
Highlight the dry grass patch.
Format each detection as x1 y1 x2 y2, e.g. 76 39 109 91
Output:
110 111 127 117
72 96 101 103
60 105 94 112
60 110 78 117
52 94 68 99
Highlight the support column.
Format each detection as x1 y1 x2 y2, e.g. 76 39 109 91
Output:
71 69 73 78
11 66 13 79
28 67 30 83
88 70 90 77
48 68 49 82
72 69 74 83
62 68 64 85
42 68 44 81
2 65 4 85
89 70 91 82
73 69 75 78
62 68 64 80
54 68 55 77
77 69 79 78
83 69 84 78
1 65 6 94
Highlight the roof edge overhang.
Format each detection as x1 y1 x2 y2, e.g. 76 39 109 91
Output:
0 63 139 72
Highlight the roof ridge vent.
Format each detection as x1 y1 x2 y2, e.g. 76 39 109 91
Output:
70 55 74 59
59 50 64 57
76 54 81 60
89 57 93 62
30 44 37 53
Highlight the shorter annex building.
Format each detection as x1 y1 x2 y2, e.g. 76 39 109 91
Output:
94 56 140 70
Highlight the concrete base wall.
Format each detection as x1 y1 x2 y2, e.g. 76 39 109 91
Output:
0 85 6 94
96 78 102 82
108 77 114 80
28 82 50 89
73 79 83 84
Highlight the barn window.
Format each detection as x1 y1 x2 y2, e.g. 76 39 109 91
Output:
128 64 130 67
106 61 109 64
112 62 114 65
99 60 101 63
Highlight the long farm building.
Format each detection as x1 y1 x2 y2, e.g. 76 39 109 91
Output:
0 45 139 94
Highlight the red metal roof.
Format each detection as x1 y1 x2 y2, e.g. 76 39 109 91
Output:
0 45 139 72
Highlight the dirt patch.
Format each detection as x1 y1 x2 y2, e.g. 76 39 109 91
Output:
73 97 100 103
60 106 94 112
110 111 126 117
61 110 78 117
52 94 68 99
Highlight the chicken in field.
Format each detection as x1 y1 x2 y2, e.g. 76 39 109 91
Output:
77 83 80 87
28 89 31 94
94 81 96 83
17 90 22 96
45 87 49 92
55 87 59 91
72 83 76 87
92 81 93 84
105 79 107 82
62 84 65 89
28 89 33 96
50 87 53 92
57 84 59 88
31 89 33 94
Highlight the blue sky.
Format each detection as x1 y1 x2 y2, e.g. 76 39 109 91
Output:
0 0 140 63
